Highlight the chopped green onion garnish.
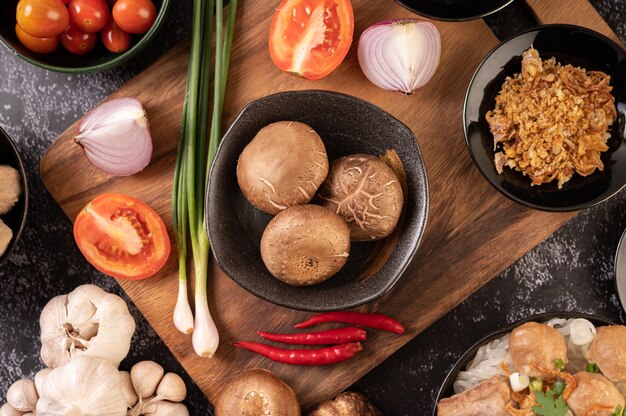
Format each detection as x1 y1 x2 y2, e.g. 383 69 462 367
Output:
587 363 599 373
614 405 624 416
529 379 543 392
553 381 565 395
555 358 564 371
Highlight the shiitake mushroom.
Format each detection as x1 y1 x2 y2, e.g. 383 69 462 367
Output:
318 154 403 241
215 369 300 416
260 204 350 286
237 121 329 215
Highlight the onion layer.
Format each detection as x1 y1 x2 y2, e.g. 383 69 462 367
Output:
75 97 153 176
357 19 441 94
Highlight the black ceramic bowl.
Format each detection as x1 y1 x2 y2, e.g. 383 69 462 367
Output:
207 90 429 311
0 127 28 268
465 25 626 211
0 0 170 73
432 311 617 416
395 0 514 21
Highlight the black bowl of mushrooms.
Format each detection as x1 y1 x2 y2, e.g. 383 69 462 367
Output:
0 126 27 268
207 90 429 311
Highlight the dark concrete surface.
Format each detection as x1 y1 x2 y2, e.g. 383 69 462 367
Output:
0 1 625 415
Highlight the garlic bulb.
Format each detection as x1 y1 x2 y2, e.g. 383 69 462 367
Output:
120 371 139 408
34 369 51 396
143 401 189 416
130 361 164 398
40 284 136 368
6 379 37 412
0 403 24 416
36 356 127 416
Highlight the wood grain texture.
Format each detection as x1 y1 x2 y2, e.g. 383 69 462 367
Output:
40 0 616 409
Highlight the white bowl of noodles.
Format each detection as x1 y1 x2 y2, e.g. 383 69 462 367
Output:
434 312 625 416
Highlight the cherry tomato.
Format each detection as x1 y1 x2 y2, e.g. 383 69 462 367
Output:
112 0 157 34
68 0 111 33
15 24 59 54
74 193 171 280
100 19 131 53
107 0 117 5
60 25 98 55
269 0 354 80
16 0 70 38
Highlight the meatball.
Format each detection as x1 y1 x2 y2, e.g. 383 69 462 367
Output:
0 219 12 257
509 322 568 378
0 165 21 215
567 372 625 416
585 325 626 383
437 376 511 416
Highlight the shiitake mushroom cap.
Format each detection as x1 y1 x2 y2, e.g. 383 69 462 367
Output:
318 154 403 241
215 368 300 416
260 204 350 286
236 121 329 215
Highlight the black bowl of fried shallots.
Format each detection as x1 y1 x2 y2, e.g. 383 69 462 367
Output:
464 25 626 211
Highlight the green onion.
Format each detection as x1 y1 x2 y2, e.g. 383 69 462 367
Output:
529 379 543 392
614 405 624 416
587 363 599 373
553 381 565 395
172 0 238 357
555 358 564 371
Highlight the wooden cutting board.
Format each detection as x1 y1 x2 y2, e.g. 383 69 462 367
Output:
40 0 621 409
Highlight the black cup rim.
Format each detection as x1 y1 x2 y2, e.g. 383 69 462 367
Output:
394 0 514 22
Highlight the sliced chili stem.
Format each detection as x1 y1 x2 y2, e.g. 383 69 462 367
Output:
257 327 366 345
233 341 363 365
294 312 405 334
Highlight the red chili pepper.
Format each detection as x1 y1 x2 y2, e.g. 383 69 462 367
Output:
233 341 363 365
257 327 366 345
294 311 405 334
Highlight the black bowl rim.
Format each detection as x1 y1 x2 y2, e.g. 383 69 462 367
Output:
0 0 171 74
463 23 626 212
394 0 515 22
431 311 617 416
613 226 626 314
206 89 430 311
0 126 28 269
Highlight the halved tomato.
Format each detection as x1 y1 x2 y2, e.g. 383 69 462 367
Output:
269 0 354 80
74 193 171 280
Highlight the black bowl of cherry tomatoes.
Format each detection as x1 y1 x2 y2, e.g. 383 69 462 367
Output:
0 0 170 73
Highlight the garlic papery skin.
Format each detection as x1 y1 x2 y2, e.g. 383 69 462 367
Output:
0 403 25 416
358 19 441 94
143 401 189 416
131 361 164 398
120 371 139 408
154 373 186 403
6 379 37 412
34 369 51 396
36 356 127 416
40 284 136 368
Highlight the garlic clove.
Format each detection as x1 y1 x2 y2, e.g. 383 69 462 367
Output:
143 401 189 416
154 373 186 403
33 369 50 400
131 361 164 398
40 284 135 368
0 403 25 416
120 371 139 408
6 380 37 412
36 356 127 416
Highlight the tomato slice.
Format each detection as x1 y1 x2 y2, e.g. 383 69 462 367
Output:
269 0 354 80
74 193 171 280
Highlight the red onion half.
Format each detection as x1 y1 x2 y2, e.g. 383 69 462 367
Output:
357 19 441 94
75 98 153 176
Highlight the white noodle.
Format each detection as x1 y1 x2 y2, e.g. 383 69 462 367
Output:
453 318 595 394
